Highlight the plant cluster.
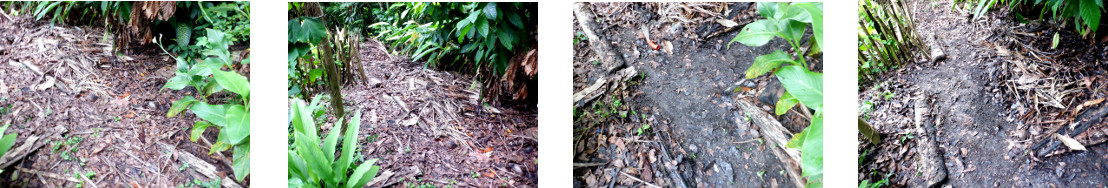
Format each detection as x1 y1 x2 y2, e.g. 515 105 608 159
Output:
288 98 381 188
4 2 250 56
287 13 366 99
161 28 251 182
964 0 1103 37
731 2 823 187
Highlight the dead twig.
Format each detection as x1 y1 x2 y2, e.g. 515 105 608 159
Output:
620 171 663 188
19 167 81 182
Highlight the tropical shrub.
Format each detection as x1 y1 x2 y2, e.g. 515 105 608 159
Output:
731 2 823 187
366 2 538 101
288 98 380 188
160 29 251 182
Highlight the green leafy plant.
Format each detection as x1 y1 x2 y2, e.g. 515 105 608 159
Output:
288 99 381 188
636 124 651 135
731 2 823 187
365 2 538 101
0 123 16 173
160 28 251 182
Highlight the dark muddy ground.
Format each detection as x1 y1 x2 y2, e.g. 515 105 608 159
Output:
0 16 248 187
311 38 538 187
858 0 1108 187
573 3 820 187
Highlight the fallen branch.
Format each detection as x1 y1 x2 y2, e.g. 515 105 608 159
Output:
0 125 66 169
913 92 947 187
735 99 804 188
573 2 628 73
651 137 688 188
1031 104 1108 157
572 3 640 108
18 167 81 183
156 142 242 188
572 67 638 108
620 171 662 188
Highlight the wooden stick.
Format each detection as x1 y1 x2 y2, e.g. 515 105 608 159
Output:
620 171 663 188
18 167 81 182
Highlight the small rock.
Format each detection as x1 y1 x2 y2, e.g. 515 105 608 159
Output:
369 77 383 88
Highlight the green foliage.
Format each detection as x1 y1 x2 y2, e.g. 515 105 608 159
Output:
5 1 132 27
159 29 250 182
366 2 536 84
732 2 823 187
288 99 381 188
0 123 16 173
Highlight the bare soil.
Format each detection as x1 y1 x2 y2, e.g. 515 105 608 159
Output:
573 3 820 187
320 39 538 187
0 16 248 187
858 0 1108 187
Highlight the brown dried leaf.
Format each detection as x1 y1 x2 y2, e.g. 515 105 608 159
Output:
1054 133 1087 151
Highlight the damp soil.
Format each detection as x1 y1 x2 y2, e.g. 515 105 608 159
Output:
0 16 248 186
858 0 1108 187
573 3 820 187
315 39 538 187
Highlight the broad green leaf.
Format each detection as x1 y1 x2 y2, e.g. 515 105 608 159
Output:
794 3 823 47
288 150 310 183
0 133 14 157
1079 0 1100 34
345 158 380 188
296 132 333 180
801 115 823 181
190 121 213 142
322 118 342 164
335 111 362 185
309 68 324 83
233 142 250 181
162 75 190 91
757 2 779 18
213 70 250 97
508 13 524 28
0 123 15 156
167 96 198 118
730 20 778 47
775 65 823 110
289 43 311 62
497 28 515 50
779 20 807 45
483 3 498 20
746 50 794 79
210 134 233 154
225 105 249 145
476 16 489 38
291 17 327 44
775 91 799 115
203 80 224 96
781 3 812 23
190 102 229 127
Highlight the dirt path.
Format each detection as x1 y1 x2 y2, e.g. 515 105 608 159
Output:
0 16 246 187
859 0 1108 187
329 39 538 187
573 3 818 187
